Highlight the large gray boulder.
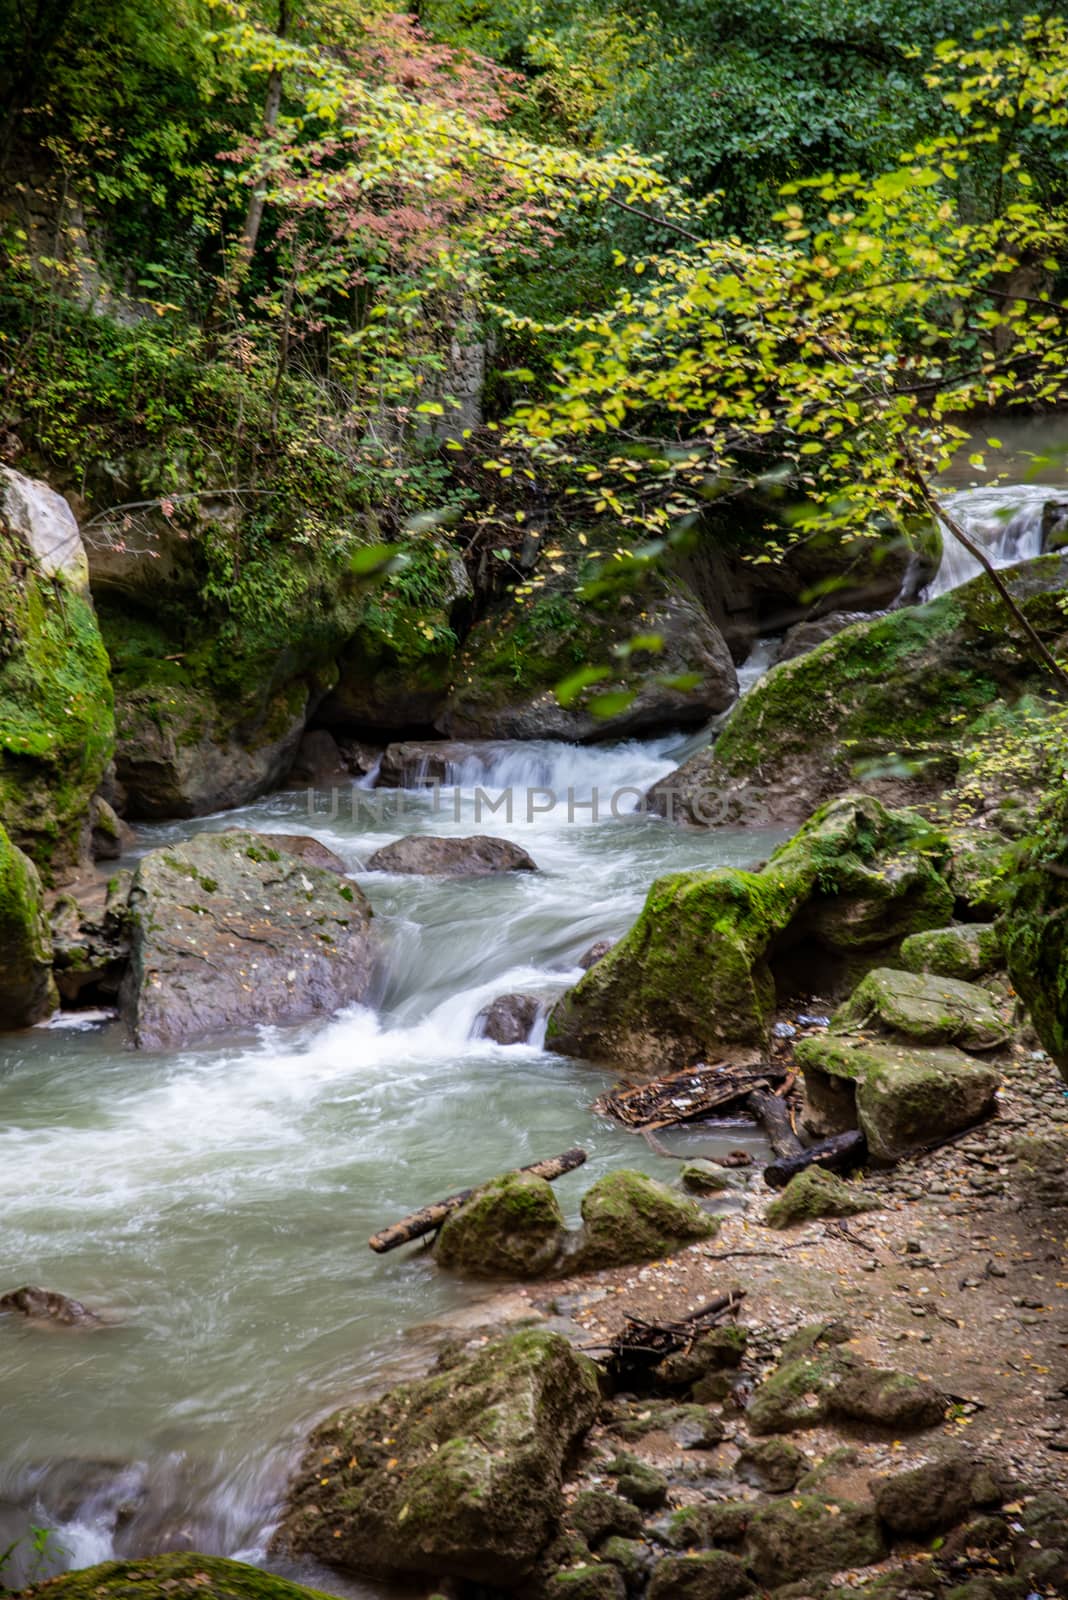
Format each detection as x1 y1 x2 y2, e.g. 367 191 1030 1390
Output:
279 1329 601 1585
120 831 375 1048
832 966 1010 1051
0 465 89 592
366 833 536 876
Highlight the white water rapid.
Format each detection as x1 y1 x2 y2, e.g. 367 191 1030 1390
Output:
0 729 785 1592
924 484 1064 600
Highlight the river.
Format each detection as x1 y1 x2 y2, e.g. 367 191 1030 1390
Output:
0 734 784 1590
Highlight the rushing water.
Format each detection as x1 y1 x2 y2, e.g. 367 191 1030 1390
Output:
925 484 1061 599
0 732 784 1590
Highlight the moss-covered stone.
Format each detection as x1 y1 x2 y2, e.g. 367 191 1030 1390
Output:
656 1325 748 1389
746 1347 856 1435
764 1167 880 1229
0 821 57 1025
679 1161 739 1195
648 552 1068 829
19 1556 335 1600
435 1172 567 1278
280 1328 601 1586
734 1437 807 1493
1002 783 1068 1079
871 1447 989 1534
831 967 1010 1051
569 1488 645 1545
830 1364 946 1429
646 1549 755 1600
606 1453 670 1510
599 1536 655 1589
546 1566 626 1600
0 518 113 879
570 1170 718 1270
796 1033 1000 1160
899 923 1004 982
546 795 952 1071
741 1496 886 1587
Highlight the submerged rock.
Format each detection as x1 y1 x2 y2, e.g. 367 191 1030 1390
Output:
796 1033 1000 1160
19 1555 337 1600
475 990 544 1044
763 1167 880 1229
578 939 614 970
546 796 952 1072
0 1285 100 1325
376 739 509 787
435 1172 567 1277
0 824 57 1026
899 922 1004 982
568 1169 718 1270
832 966 1010 1051
279 1328 601 1585
366 833 537 876
119 830 375 1049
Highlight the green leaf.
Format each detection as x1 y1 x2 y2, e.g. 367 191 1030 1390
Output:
348 544 405 578
589 690 636 718
555 665 611 707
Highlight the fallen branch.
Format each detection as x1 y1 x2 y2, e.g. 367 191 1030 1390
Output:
763 1129 868 1189
596 1062 786 1131
745 1087 803 1161
368 1147 586 1253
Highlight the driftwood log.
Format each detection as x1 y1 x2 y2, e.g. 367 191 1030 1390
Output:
763 1129 868 1189
596 1062 786 1131
368 1147 587 1254
745 1087 802 1161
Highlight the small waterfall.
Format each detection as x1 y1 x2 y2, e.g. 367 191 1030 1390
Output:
924 485 1064 600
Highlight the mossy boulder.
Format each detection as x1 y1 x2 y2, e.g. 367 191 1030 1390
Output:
831 967 1010 1051
18 1556 335 1600
546 1567 626 1600
120 830 375 1048
1003 783 1068 1079
747 1337 944 1435
741 1496 886 1587
647 553 1068 828
279 1328 601 1585
734 1437 807 1492
599 1536 655 1589
870 1448 994 1535
0 821 57 1026
569 1488 645 1544
796 1033 1000 1160
679 1161 738 1195
746 1345 856 1434
652 1501 752 1552
569 1170 718 1270
546 795 952 1071
646 1550 755 1600
0 498 113 879
899 924 1004 982
435 1172 567 1278
763 1168 880 1229
438 586 737 742
655 1324 748 1390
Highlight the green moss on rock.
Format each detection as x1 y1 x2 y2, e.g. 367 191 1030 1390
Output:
19 1556 335 1600
831 966 1010 1051
646 1550 755 1600
1003 783 1068 1080
570 1170 718 1271
435 1172 567 1278
764 1167 880 1229
0 821 58 1025
899 923 1004 981
546 795 952 1070
741 1496 886 1587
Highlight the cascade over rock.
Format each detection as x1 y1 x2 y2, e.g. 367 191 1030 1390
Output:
648 553 1068 828
545 796 952 1072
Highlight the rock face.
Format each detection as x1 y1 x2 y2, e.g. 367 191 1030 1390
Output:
50 875 130 1005
568 1170 718 1270
831 966 1010 1051
120 830 375 1049
796 1033 1001 1161
366 833 537 876
0 823 57 1025
280 1329 601 1585
438 587 738 742
19 1556 337 1600
648 553 1068 827
475 991 544 1044
546 796 952 1072
763 1168 880 1229
899 922 1003 981
0 481 114 878
113 682 309 820
435 1173 567 1277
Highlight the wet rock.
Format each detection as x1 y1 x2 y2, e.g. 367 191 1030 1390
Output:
578 939 614 970
18 1555 334 1600
89 796 133 862
607 1454 669 1510
119 830 375 1049
376 740 509 788
366 833 537 876
0 1286 100 1325
569 1488 644 1545
599 1536 655 1589
763 1167 880 1229
0 824 58 1025
832 967 1010 1051
547 1566 626 1600
796 1033 1000 1159
778 611 876 662
680 1161 738 1195
734 1437 807 1493
870 1448 995 1534
1003 782 1068 1078
251 833 349 875
607 1400 724 1449
546 796 952 1072
50 878 130 1005
651 1503 752 1552
474 991 544 1045
568 1170 719 1271
741 1496 885 1587
279 1328 601 1585
899 923 1003 982
434 1172 567 1278
286 729 347 784
646 1550 754 1600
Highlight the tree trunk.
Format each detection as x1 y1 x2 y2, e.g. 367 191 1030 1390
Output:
745 1087 803 1161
